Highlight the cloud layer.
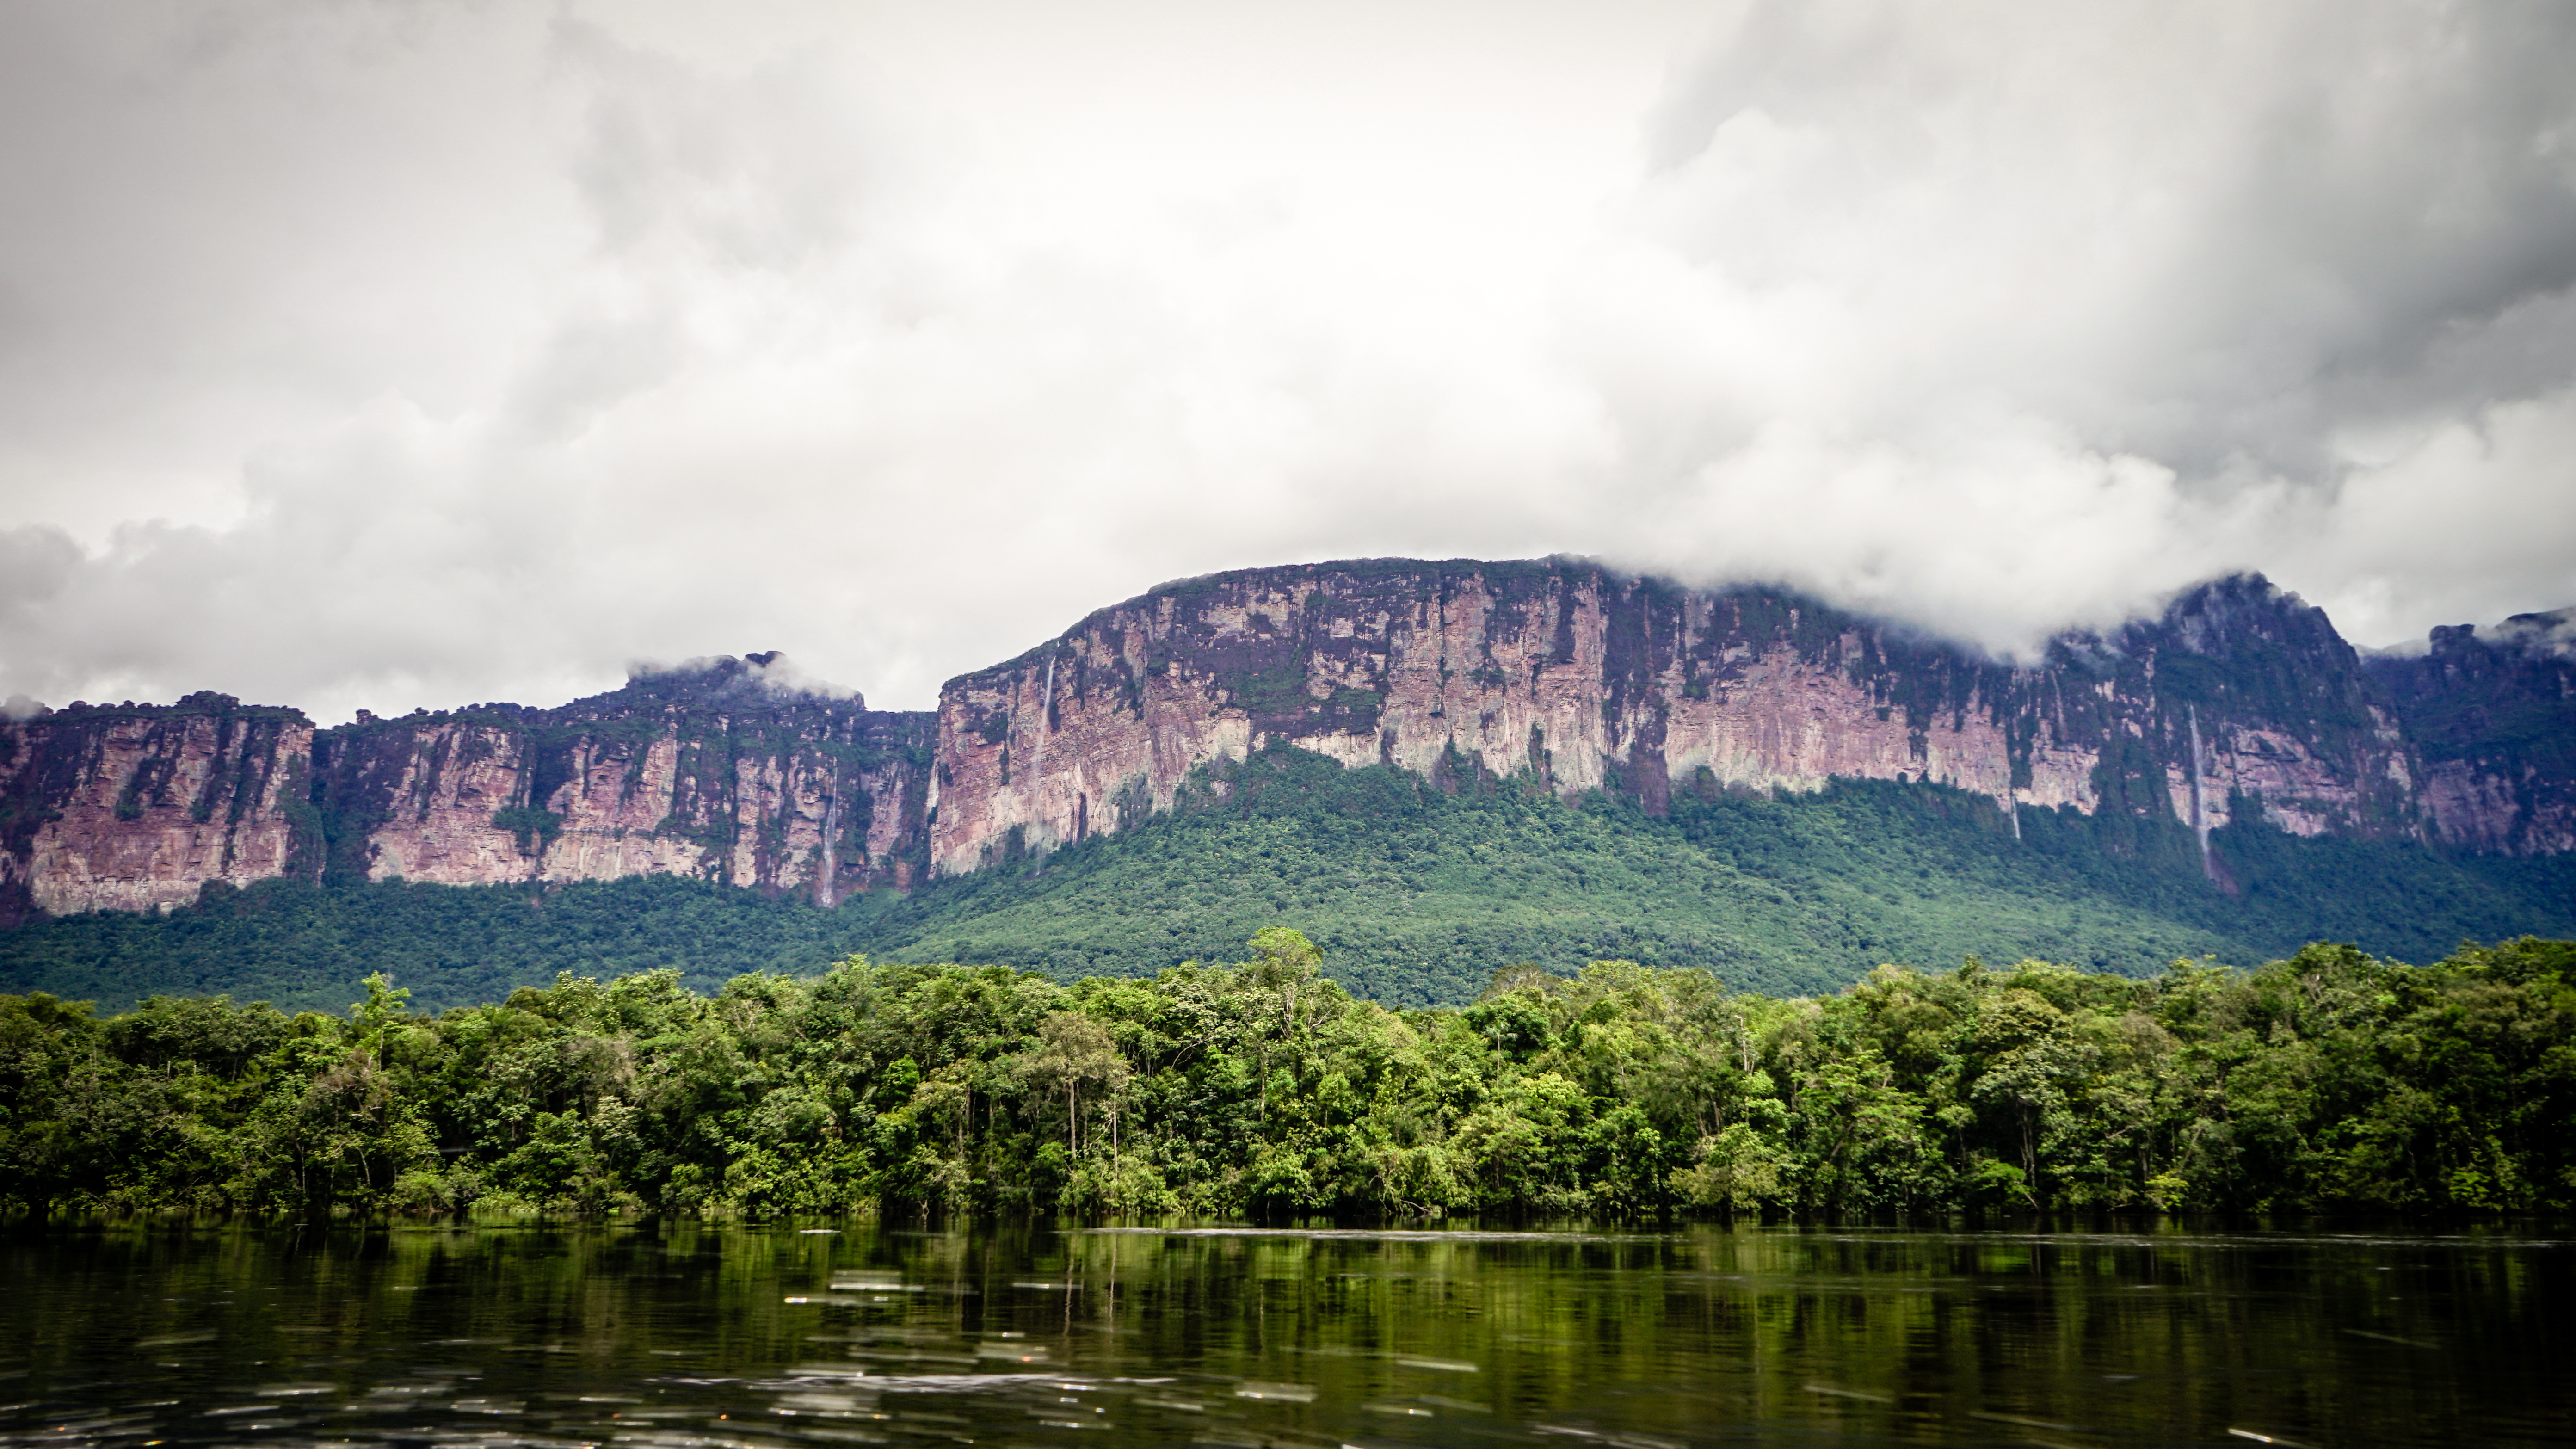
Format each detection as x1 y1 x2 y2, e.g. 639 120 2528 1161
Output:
0 0 2570 720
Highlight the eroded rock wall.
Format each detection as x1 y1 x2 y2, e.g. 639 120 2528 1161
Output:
0 695 315 924
0 660 936 921
312 661 936 900
926 561 2433 875
2 562 2566 922
2366 610 2576 855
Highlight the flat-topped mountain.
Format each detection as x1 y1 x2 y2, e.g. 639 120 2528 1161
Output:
0 656 931 925
932 561 2446 876
3 559 2569 928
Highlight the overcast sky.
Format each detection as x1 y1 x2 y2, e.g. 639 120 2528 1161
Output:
2 0 2572 721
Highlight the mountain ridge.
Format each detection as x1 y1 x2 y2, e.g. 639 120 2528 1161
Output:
3 559 2570 930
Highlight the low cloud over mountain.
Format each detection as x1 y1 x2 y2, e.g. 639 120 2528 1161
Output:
1 0 2570 721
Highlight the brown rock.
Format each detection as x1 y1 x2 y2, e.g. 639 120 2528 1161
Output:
0 694 314 923
2365 610 2576 855
927 561 2434 875
3 564 2565 926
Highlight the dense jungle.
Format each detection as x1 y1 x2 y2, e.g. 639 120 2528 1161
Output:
4 930 2569 1220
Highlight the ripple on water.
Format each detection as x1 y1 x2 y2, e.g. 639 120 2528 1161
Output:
0 1222 2566 1449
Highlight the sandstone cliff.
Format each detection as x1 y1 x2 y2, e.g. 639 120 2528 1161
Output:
926 561 2427 876
0 694 315 924
2365 609 2576 855
0 658 932 921
311 656 933 900
2 560 2567 923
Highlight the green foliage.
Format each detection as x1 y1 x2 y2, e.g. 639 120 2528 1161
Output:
490 805 566 854
0 873 883 1016
5 933 2570 1220
1225 660 1313 718
837 745 2576 1004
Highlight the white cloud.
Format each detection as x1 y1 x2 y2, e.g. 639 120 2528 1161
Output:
1571 0 2576 650
0 0 2568 721
2292 382 2576 644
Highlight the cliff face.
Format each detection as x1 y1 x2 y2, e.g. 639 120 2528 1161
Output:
311 658 935 900
0 659 934 921
0 694 315 925
926 561 2428 875
2364 610 2576 855
2 561 2567 923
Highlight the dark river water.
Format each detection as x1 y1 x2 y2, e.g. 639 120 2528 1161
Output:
2 1222 2567 1449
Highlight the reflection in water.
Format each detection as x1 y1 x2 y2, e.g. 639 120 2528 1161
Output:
0 1221 2566 1447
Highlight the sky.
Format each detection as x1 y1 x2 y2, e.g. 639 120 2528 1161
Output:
2 0 2572 721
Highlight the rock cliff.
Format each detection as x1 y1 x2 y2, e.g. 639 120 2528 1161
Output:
2 559 2567 924
926 561 2427 876
311 656 934 902
0 657 933 923
0 694 316 924
2364 609 2576 855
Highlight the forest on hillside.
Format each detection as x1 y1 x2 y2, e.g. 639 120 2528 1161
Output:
6 931 2570 1220
6 745 2574 1014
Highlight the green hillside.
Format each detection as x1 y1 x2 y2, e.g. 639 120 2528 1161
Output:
4 742 2571 1012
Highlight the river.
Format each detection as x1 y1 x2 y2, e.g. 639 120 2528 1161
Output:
2 1221 2566 1447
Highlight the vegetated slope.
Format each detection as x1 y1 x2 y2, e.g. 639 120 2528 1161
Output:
6 743 2572 1014
0 873 876 1017
842 743 2576 1003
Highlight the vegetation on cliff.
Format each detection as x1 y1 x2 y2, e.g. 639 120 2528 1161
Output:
5 930 2570 1220
849 742 2576 1004
7 743 2570 1015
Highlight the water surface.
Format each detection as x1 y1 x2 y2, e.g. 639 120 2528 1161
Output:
2 1221 2565 1447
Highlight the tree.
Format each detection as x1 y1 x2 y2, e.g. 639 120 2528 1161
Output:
1025 1012 1128 1161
